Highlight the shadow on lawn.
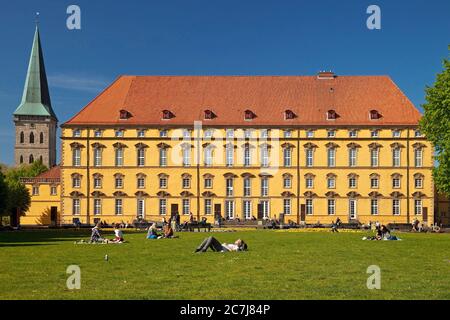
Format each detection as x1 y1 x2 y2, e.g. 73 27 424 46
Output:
0 230 90 247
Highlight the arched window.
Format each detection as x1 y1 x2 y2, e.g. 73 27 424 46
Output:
20 132 24 143
39 155 43 163
29 154 34 164
40 132 44 144
29 132 34 144
20 155 23 164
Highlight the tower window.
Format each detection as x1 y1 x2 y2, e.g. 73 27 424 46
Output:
20 132 24 144
29 154 34 164
29 132 35 144
40 132 44 144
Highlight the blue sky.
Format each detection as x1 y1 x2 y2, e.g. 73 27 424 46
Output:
0 0 449 165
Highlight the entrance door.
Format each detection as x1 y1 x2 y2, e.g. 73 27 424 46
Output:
214 204 221 219
300 204 306 222
50 206 58 226
422 207 428 222
171 204 179 218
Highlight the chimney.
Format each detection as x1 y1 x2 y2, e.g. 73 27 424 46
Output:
317 70 336 79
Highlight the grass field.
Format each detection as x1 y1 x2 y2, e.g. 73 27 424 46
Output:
0 229 449 300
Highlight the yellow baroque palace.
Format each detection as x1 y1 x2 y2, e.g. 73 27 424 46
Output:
23 73 434 227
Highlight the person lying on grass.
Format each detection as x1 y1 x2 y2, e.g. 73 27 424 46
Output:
363 225 401 241
194 236 248 253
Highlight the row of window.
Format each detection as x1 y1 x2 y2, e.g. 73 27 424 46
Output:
71 198 425 218
19 132 45 144
70 172 424 195
19 154 43 164
72 128 424 139
72 144 425 168
32 185 58 196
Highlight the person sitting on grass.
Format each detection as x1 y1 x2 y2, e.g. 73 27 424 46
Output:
331 220 339 233
147 223 161 239
90 222 104 243
162 223 174 238
194 236 248 253
111 224 124 243
380 225 400 240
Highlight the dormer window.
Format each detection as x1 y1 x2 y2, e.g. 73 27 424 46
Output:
119 109 131 120
162 110 174 120
327 110 338 120
370 110 382 120
244 110 256 120
204 110 216 120
284 110 296 120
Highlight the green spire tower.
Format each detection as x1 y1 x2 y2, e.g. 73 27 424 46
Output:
13 24 58 168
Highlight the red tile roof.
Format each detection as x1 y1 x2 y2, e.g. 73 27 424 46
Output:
36 165 61 180
64 75 421 127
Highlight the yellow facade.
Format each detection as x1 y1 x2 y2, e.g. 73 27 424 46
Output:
59 126 434 226
435 193 450 226
21 178 60 226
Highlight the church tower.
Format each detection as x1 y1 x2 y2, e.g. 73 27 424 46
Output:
13 25 57 168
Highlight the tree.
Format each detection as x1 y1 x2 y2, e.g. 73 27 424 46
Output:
420 57 450 196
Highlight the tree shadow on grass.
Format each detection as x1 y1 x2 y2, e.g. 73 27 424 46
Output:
0 230 91 247
0 243 58 248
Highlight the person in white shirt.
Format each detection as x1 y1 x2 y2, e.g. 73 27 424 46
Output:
111 224 124 243
195 237 247 253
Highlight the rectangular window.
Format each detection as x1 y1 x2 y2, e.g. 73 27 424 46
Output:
261 178 269 197
183 147 191 167
283 177 292 189
226 129 234 138
243 178 251 197
306 178 314 189
349 199 357 219
225 200 234 219
160 129 168 137
182 199 190 215
327 178 335 189
137 199 145 218
115 130 124 137
261 147 269 167
226 178 233 196
327 130 336 138
371 199 379 215
94 199 102 215
393 199 400 215
73 129 81 137
414 200 423 216
306 149 314 167
204 199 212 215
73 199 80 215
306 199 313 215
371 130 379 138
261 200 270 219
226 145 234 167
204 178 212 189
392 178 400 189
244 146 251 167
115 177 123 189
327 148 336 167
393 130 401 138
73 148 81 166
50 186 57 195
349 178 357 188
415 178 423 189
327 199 336 215
159 177 167 189
243 200 252 219
94 130 102 137
283 148 292 167
137 177 145 189
349 130 357 138
182 178 191 189
284 130 292 138
115 199 123 215
349 148 357 167
159 199 167 215
115 148 124 167
137 148 145 167
371 178 379 189
415 149 423 167
94 177 102 189
137 130 145 137
93 148 102 167
370 149 379 167
306 130 314 138
159 148 167 167
283 199 292 215
32 186 39 196
393 148 401 167
204 148 213 167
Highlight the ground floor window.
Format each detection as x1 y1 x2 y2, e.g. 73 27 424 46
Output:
93 198 101 215
159 199 167 215
137 199 145 218
414 199 423 216
306 198 313 215
371 199 379 215
327 199 336 215
115 199 123 215
260 200 270 219
182 199 190 215
72 198 80 215
204 199 212 215
243 200 252 219
393 199 401 216
225 200 234 219
349 199 357 219
283 198 291 215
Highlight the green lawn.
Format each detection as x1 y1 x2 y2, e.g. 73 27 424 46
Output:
0 229 449 300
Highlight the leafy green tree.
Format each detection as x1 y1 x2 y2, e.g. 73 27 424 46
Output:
0 173 8 217
5 160 48 185
420 57 450 196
